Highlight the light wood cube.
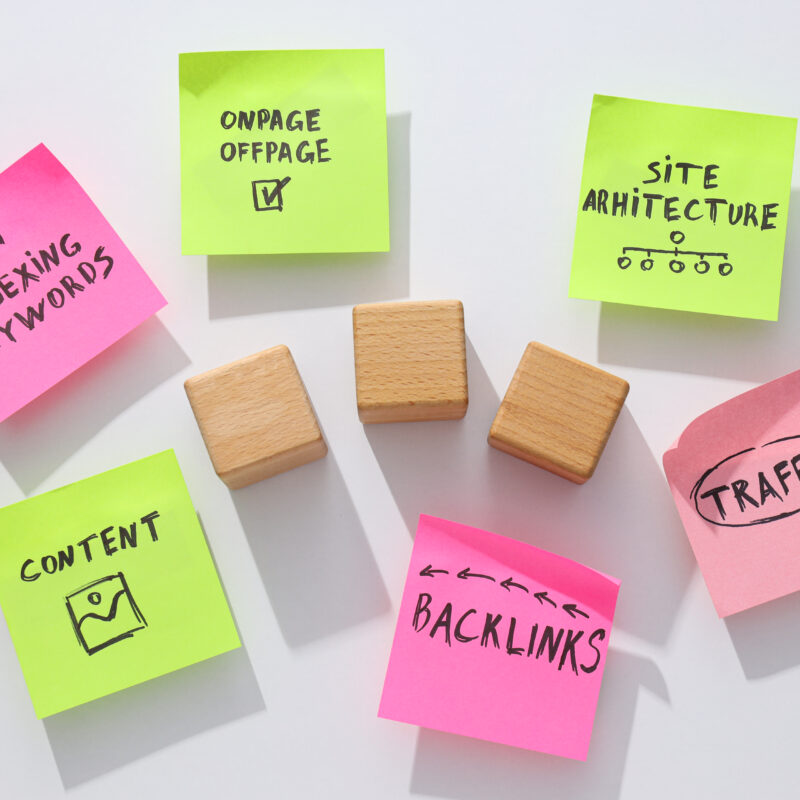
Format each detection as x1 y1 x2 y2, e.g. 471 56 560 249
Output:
184 345 327 489
488 342 629 483
353 300 468 423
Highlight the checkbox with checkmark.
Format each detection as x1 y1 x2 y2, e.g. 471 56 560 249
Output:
252 177 291 211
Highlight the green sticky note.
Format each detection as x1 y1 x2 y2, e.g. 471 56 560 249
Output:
0 450 240 718
569 95 797 320
179 49 390 255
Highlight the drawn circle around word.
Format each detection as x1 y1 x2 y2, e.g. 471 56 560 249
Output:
640 258 654 271
719 262 733 276
617 256 631 269
87 592 102 605
669 259 685 273
669 230 686 245
694 260 710 274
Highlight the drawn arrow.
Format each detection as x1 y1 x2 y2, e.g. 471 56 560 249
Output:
419 564 449 578
457 568 496 582
0 234 4 244
499 577 529 593
533 591 557 607
563 603 589 619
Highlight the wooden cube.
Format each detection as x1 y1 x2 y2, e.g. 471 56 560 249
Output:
488 342 629 483
184 345 327 489
353 300 468 423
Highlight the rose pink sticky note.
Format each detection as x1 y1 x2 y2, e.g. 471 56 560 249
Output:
378 515 620 760
664 370 800 617
0 144 166 421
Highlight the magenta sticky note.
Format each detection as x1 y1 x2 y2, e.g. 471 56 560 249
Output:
378 515 620 760
0 144 166 421
664 370 800 617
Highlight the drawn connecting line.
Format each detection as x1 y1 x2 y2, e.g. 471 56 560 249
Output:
418 564 589 619
617 230 733 276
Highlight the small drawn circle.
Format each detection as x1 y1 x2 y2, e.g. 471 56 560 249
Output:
617 256 631 270
669 230 686 245
669 259 685 273
694 260 710 274
640 258 654 271
719 261 733 276
87 592 102 605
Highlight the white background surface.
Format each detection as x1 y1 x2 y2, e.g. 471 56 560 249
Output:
1 1 799 796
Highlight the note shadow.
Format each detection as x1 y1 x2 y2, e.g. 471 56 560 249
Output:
365 339 695 645
230 453 391 648
206 112 411 318
725 591 800 679
409 650 668 800
44 646 264 789
0 316 190 494
596 189 800 382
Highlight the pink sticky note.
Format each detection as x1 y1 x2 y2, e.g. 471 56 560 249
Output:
0 144 166 421
664 370 800 617
378 515 620 760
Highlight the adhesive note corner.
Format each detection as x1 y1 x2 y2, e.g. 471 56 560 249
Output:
569 95 796 320
178 49 390 255
378 515 620 760
0 143 166 422
664 370 800 617
0 450 240 717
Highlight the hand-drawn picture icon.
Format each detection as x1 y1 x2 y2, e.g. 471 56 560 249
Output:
617 230 733 276
252 177 291 212
65 572 146 655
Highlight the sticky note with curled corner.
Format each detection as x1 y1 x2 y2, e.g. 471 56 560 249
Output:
378 515 620 760
0 144 166 422
664 370 800 617
569 95 796 320
0 450 240 718
179 49 389 255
